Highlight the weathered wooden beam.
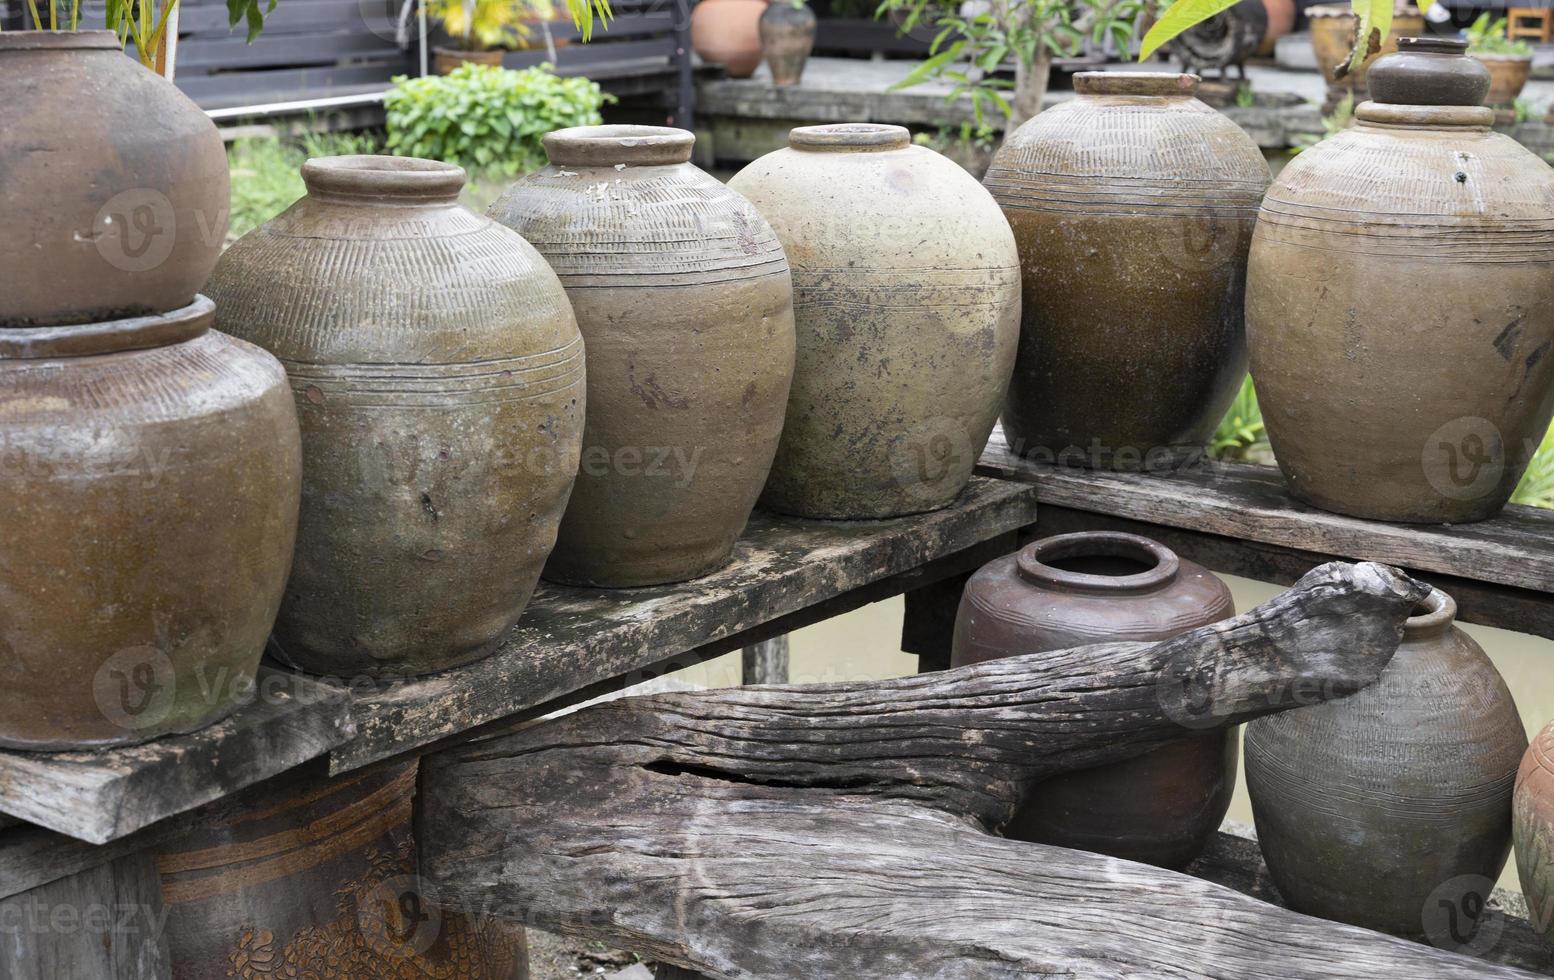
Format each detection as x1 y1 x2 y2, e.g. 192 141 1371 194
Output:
417 563 1532 978
740 637 789 686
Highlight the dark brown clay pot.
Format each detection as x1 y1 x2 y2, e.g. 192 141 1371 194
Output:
488 127 795 587
208 157 585 677
158 761 528 979
691 0 767 77
0 298 301 750
729 124 1020 519
951 532 1237 868
1245 587 1526 939
758 0 816 86
1515 719 1554 946
983 73 1271 470
434 45 506 74
0 31 229 326
1248 38 1554 523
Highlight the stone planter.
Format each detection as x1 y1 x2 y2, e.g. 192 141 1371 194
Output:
209 156 585 677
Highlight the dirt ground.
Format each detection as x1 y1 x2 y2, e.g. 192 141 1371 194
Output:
527 928 647 979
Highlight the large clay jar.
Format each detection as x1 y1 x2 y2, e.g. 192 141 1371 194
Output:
1515 719 1554 946
0 31 228 326
729 125 1020 519
208 156 585 676
1245 587 1526 937
691 0 767 78
983 73 1271 470
489 127 795 587
158 761 528 979
951 532 1237 868
1247 38 1554 523
758 0 816 86
0 298 301 749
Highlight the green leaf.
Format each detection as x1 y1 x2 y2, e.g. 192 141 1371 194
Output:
887 40 963 90
1347 0 1392 74
1138 0 1240 61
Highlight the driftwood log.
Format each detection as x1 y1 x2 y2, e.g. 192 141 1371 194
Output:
418 562 1537 979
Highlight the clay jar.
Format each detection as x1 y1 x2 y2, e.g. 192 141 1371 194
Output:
1247 38 1554 523
1245 587 1526 937
158 760 528 979
758 0 816 86
208 156 585 677
0 298 301 749
951 532 1237 868
729 125 1020 518
983 73 1271 469
0 31 228 326
691 0 767 78
489 126 795 587
1515 719 1554 946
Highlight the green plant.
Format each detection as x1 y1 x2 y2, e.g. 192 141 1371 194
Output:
880 0 1146 126
227 130 382 241
384 63 612 176
1466 14 1533 57
12 0 280 69
912 122 998 153
1513 423 1554 509
1234 83 1254 109
1515 97 1537 124
1210 375 1271 462
427 0 544 50
1143 0 1393 77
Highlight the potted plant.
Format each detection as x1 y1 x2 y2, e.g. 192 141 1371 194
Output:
429 0 546 72
0 0 276 325
1467 13 1533 106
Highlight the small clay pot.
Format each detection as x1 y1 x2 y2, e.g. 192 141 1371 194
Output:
0 31 228 326
489 127 795 587
158 760 529 979
759 0 816 86
952 532 1237 869
0 298 301 749
433 45 505 74
209 156 585 677
984 73 1270 469
1515 719 1554 946
691 0 767 77
1246 588 1526 938
1477 53 1533 106
729 124 1020 518
1369 36 1490 105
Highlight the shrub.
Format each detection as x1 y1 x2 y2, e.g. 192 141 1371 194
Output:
227 129 382 242
384 63 612 176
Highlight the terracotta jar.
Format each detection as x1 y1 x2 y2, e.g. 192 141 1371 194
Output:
0 298 301 749
1515 719 1554 946
0 31 228 326
1477 53 1533 106
208 156 585 676
1258 0 1296 56
1245 587 1526 937
691 0 767 77
758 0 816 86
983 73 1271 470
1247 38 1554 523
489 127 795 587
158 761 528 979
951 532 1237 868
729 125 1019 518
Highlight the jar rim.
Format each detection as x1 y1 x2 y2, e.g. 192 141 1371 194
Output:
543 125 695 167
1074 72 1199 98
1015 532 1180 594
789 124 911 151
1356 102 1494 128
0 295 212 359
1403 587 1457 638
302 155 466 203
0 29 121 52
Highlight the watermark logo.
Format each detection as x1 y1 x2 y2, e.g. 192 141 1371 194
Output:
92 646 177 734
1423 417 1505 503
1421 874 1505 956
93 189 177 274
360 874 445 959
888 416 974 502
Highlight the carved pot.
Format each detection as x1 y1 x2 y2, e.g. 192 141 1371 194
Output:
951 532 1237 868
1245 587 1526 938
489 127 795 587
208 156 585 676
758 1 816 86
0 31 228 326
158 760 529 979
691 0 768 77
1515 719 1554 946
1247 39 1554 522
729 124 1019 518
1308 5 1425 87
1477 54 1532 106
983 73 1270 469
0 298 301 749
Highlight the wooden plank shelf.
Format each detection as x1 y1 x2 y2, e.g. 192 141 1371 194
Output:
0 669 352 846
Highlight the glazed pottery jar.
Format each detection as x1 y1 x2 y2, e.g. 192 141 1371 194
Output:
489 127 795 587
951 532 1237 868
158 761 528 979
730 125 1019 518
1245 587 1526 937
758 0 816 86
1515 719 1554 945
0 298 301 749
983 73 1271 470
0 32 228 327
1247 38 1554 523
691 0 767 77
208 156 585 677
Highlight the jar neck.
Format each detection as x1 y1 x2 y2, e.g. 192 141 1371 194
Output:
302 156 466 205
543 125 696 167
1402 587 1458 640
1015 533 1180 595
788 124 911 152
0 296 212 359
1356 102 1494 131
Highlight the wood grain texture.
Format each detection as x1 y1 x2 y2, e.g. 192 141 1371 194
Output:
418 563 1533 978
978 429 1554 594
0 670 352 845
0 851 170 980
